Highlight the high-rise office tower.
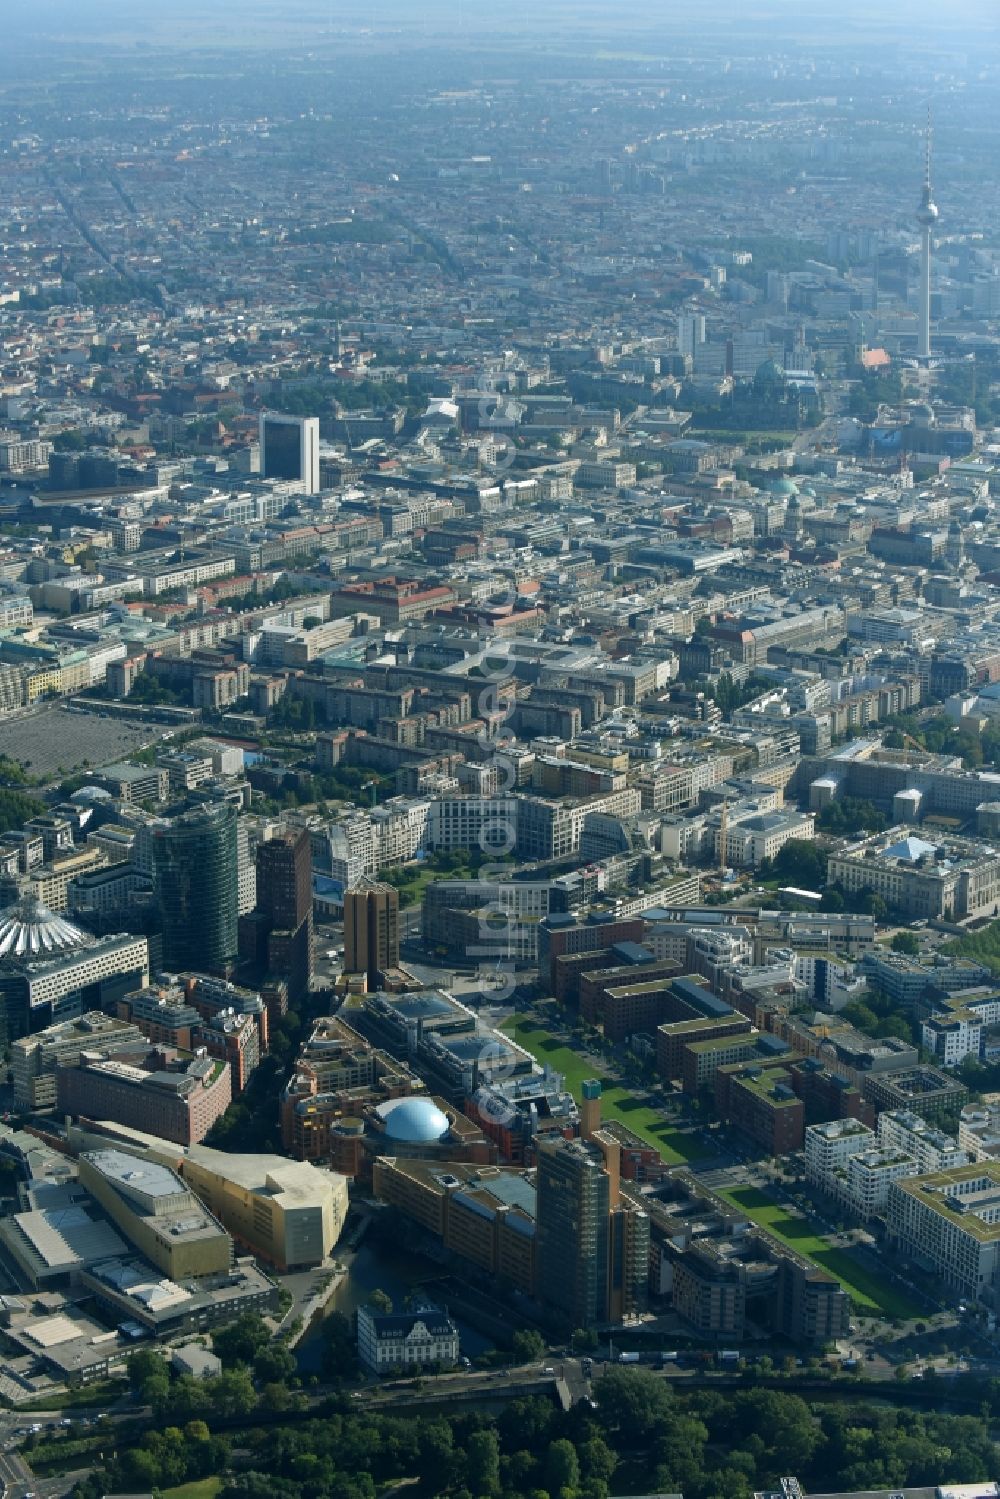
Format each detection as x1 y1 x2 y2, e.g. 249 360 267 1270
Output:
151 803 239 977
536 1136 610 1329
243 828 314 1004
677 312 707 360
536 1094 650 1330
259 411 320 494
343 879 399 987
915 110 938 361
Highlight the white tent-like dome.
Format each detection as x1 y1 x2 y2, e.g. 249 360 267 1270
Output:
0 897 87 959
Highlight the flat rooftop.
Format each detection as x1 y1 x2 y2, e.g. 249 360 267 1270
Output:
9 1204 127 1270
894 1162 1000 1242
84 1149 185 1200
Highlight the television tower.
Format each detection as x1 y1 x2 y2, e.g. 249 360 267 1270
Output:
915 108 938 360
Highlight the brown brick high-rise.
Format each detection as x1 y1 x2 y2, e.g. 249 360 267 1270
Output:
239 828 313 1007
344 879 400 988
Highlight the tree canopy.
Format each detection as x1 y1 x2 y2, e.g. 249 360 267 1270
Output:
72 1372 1000 1499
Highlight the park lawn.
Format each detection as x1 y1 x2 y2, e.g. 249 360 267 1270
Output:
501 1015 709 1165
503 1014 593 1091
720 1186 923 1319
389 856 480 908
161 1481 224 1499
391 864 441 907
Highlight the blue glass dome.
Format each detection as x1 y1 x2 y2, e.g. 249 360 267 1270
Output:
377 1097 450 1143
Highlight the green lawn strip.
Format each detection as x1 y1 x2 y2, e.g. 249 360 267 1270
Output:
26 1436 107 1477
19 1377 127 1412
501 1015 709 1165
161 1480 224 1499
719 1187 922 1318
502 1015 593 1090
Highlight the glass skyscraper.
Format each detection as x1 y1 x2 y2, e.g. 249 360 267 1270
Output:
152 803 239 977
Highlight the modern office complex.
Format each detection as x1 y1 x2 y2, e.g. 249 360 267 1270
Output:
344 878 400 986
239 827 313 1003
176 1143 348 1270
259 412 319 494
11 1010 146 1109
0 897 149 1043
151 803 239 976
56 1046 233 1145
68 1118 346 1271
77 1147 232 1279
887 1163 1000 1304
371 1157 537 1294
117 977 266 1092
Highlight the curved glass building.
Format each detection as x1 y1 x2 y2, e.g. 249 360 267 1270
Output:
152 803 238 976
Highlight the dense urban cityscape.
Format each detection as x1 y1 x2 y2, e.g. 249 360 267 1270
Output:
1 2 1000 1497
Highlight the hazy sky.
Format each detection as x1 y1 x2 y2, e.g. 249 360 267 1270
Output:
1 0 999 84
5 0 1000 40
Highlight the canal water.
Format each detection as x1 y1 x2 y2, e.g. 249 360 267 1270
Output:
296 1238 495 1373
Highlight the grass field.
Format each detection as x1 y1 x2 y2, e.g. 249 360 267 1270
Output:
389 865 442 907
161 1480 223 1499
720 1186 924 1318
501 1015 709 1165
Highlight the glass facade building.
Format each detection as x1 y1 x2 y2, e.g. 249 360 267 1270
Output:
152 803 238 977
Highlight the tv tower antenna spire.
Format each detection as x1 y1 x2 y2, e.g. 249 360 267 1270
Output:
915 105 938 361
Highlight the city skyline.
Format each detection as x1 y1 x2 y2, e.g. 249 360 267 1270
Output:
1 4 1000 1496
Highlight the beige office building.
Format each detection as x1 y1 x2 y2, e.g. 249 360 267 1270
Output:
179 1144 348 1271
11 1011 146 1109
78 1148 232 1280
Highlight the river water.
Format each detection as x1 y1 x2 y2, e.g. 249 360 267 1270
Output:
296 1238 495 1373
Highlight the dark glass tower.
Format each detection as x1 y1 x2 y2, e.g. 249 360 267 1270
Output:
248 828 314 1003
152 803 238 977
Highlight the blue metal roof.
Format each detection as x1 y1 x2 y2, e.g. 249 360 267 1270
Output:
611 941 654 965
671 976 732 1017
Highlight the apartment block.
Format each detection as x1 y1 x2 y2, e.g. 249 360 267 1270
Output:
887 1162 1000 1303
804 1118 876 1198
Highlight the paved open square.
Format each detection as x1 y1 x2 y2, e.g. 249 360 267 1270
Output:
0 706 168 781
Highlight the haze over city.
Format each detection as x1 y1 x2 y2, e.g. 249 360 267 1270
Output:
1 5 1000 1499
